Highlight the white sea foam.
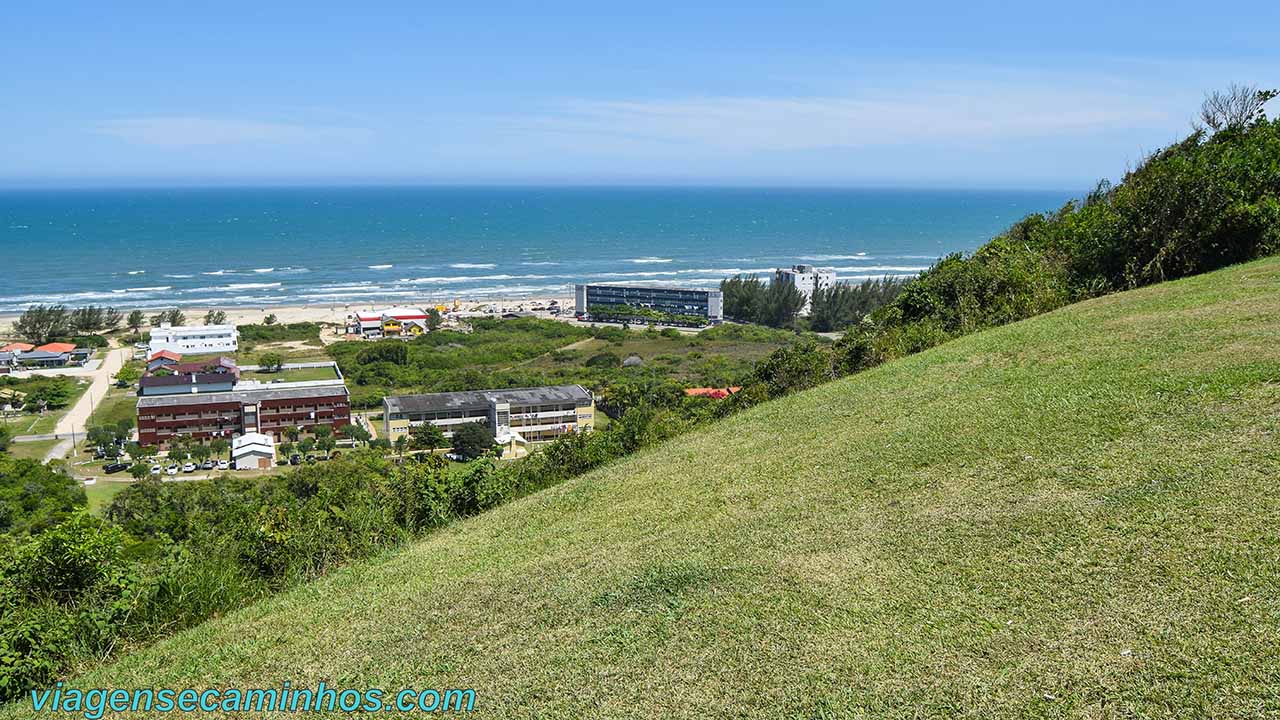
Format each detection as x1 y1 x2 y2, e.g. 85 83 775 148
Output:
627 256 673 264
798 254 869 261
830 265 927 273
202 270 230 276
253 267 275 273
164 274 195 279
126 270 146 275
521 261 560 266
368 264 394 270
449 263 497 269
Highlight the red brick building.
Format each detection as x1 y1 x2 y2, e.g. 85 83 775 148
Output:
137 381 350 447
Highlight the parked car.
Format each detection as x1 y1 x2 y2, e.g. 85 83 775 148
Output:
150 464 162 476
444 452 464 461
166 464 179 476
102 462 129 474
200 460 215 470
305 454 317 464
289 454 301 466
216 460 229 470
182 462 196 473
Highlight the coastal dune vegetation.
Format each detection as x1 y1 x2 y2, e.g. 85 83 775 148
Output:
0 86 1278 712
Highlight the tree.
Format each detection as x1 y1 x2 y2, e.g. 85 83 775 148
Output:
210 438 229 459
285 426 302 443
128 463 150 480
258 352 284 372
103 307 123 331
1198 83 1278 132
278 441 295 459
188 444 211 462
298 438 315 455
426 308 442 331
393 435 409 457
264 314 278 325
318 436 337 457
127 310 145 332
339 424 371 446
410 423 446 453
0 424 12 452
69 306 105 334
14 305 70 344
114 364 142 386
452 422 496 460
150 309 186 327
762 280 805 329
312 425 333 442
204 310 227 325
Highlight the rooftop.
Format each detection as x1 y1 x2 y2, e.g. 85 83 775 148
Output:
385 384 592 415
35 342 77 354
137 379 348 409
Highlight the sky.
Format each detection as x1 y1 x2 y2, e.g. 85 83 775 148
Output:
3 1 1278 189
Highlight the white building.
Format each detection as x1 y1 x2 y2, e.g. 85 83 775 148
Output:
148 323 239 356
774 264 836 316
231 432 276 470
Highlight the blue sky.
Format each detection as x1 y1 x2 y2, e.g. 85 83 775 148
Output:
3 1 1277 189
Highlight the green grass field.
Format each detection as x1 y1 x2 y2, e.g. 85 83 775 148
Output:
13 257 1280 718
242 365 338 383
82 480 130 515
0 378 90 435
2 439 60 462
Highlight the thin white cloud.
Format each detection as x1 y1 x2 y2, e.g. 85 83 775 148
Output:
513 89 1171 152
96 116 370 148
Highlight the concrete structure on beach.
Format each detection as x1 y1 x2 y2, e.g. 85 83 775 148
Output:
574 284 723 325
774 264 836 316
148 323 239 356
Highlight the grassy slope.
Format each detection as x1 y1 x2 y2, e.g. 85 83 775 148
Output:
21 258 1280 717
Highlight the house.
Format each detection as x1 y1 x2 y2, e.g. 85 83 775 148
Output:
0 351 14 373
16 349 71 368
0 342 34 353
147 350 183 373
148 323 239 356
345 307 431 338
35 342 77 355
138 372 239 396
169 356 239 376
231 432 276 470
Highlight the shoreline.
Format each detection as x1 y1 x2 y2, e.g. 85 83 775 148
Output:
0 295 577 336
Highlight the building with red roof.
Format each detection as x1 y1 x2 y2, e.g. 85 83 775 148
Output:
683 387 742 400
35 342 77 354
0 342 34 353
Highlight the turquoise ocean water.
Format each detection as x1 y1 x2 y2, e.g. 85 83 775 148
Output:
0 187 1071 312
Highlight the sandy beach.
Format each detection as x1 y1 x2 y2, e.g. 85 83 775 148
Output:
0 295 577 337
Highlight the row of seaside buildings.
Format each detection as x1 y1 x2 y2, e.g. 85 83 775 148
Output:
134 323 595 454
128 268 835 453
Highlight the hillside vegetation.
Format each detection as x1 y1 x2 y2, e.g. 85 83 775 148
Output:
17 255 1279 718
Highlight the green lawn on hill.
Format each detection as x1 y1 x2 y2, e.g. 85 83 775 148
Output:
15 258 1280 718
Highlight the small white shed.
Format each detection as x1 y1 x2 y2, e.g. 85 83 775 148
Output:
232 432 276 470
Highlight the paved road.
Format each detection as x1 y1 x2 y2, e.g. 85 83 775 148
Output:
9 346 130 461
54 346 128 439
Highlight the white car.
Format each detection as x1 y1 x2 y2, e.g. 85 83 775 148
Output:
216 460 229 470
150 465 162 476
166 465 179 476
182 462 196 473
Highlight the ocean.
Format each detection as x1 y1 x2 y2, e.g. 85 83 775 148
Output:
0 186 1072 313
